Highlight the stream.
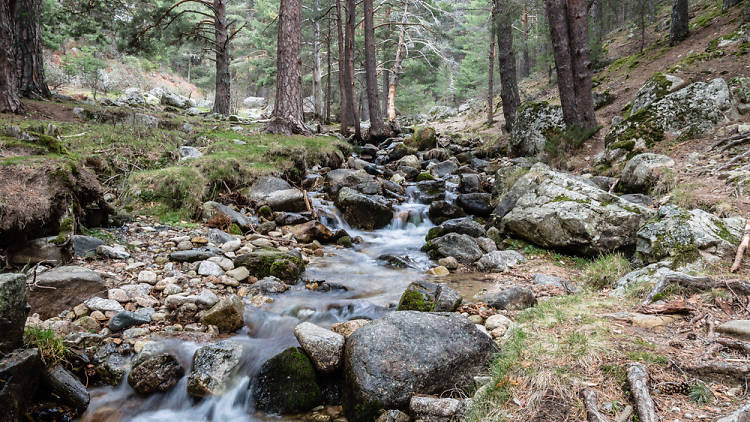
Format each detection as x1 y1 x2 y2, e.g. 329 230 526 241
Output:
82 195 436 421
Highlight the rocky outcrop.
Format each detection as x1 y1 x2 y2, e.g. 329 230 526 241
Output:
335 187 393 230
0 273 28 353
27 266 107 319
620 153 675 193
498 163 654 255
343 312 496 422
636 205 744 264
630 73 686 115
253 347 323 414
508 102 565 158
187 341 244 397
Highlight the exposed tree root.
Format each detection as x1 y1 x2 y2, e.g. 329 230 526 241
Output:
626 363 659 422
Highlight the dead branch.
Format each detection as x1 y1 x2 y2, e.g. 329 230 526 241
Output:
644 272 750 304
707 132 748 151
580 388 611 422
626 363 659 422
636 300 694 314
303 190 318 219
717 337 750 355
731 218 750 273
682 360 750 381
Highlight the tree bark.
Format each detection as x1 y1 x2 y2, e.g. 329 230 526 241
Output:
387 2 408 122
14 0 50 99
520 3 531 78
1 0 21 113
312 0 324 121
497 1 521 131
344 0 361 140
267 0 309 134
546 0 578 126
363 0 387 140
382 68 389 118
590 0 603 64
336 0 350 133
670 0 689 46
325 11 332 124
566 0 597 129
212 0 231 115
487 0 497 125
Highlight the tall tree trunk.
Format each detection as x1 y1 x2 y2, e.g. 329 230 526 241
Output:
670 0 689 45
387 2 408 122
382 68 389 117
566 0 596 129
520 3 531 78
213 0 231 115
325 12 332 124
336 0 350 134
589 0 603 65
312 0 324 120
267 0 309 134
344 0 361 140
14 0 50 98
487 0 497 125
545 0 579 126
1 0 21 113
363 0 387 140
496 1 521 131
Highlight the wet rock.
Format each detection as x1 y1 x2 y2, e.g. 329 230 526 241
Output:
200 295 244 333
234 248 305 282
96 245 130 259
428 201 466 225
343 312 497 421
73 235 105 257
288 221 335 243
438 256 459 269
475 250 526 272
508 102 565 157
335 187 393 230
457 193 493 216
428 217 486 240
128 353 185 394
202 201 253 229
169 246 222 262
108 310 150 332
423 233 482 264
250 276 289 294
0 273 28 353
481 287 537 310
93 343 132 385
326 169 374 196
396 281 462 312
620 153 675 193
499 163 653 255
294 322 345 373
388 143 418 162
27 266 106 319
405 127 437 150
275 212 311 226
187 341 244 397
636 205 743 264
459 173 481 193
43 364 90 410
429 160 458 178
0 348 42 420
253 347 323 414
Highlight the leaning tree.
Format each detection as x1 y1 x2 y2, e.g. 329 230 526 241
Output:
143 0 243 115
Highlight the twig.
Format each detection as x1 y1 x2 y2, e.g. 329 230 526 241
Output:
731 218 750 273
608 178 619 194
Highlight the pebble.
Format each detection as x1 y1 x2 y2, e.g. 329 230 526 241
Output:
198 261 224 276
177 240 193 250
207 256 234 271
138 270 158 284
97 245 131 259
163 284 183 295
73 303 89 317
108 288 130 303
425 266 449 276
194 289 219 307
222 239 241 252
226 266 249 282
469 315 484 324
85 297 125 313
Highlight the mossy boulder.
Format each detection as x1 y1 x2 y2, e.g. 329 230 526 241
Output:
233 248 304 283
252 347 323 414
405 127 437 151
508 102 565 157
636 205 744 265
630 73 686 115
397 281 462 312
729 77 750 104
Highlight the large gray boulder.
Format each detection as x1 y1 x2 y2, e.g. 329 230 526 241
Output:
326 169 374 196
343 311 497 422
0 273 28 353
27 266 106 319
187 341 244 397
509 102 565 157
263 189 306 212
636 205 744 264
335 187 393 230
620 153 675 193
630 73 686 115
498 163 654 255
160 92 193 109
248 176 292 201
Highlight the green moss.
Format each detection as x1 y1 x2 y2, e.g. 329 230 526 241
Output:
608 139 636 151
258 205 273 219
416 172 435 181
425 227 444 241
691 4 721 30
254 347 322 414
350 400 384 422
228 223 242 235
24 326 67 366
235 248 304 282
551 195 591 204
337 235 352 248
397 288 435 312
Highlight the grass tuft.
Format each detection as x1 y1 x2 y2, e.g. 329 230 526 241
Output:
24 326 67 366
582 253 631 289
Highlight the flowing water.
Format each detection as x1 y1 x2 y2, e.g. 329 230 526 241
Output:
82 195 435 422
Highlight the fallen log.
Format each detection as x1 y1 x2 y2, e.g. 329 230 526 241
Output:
626 363 659 422
581 388 611 422
731 218 750 273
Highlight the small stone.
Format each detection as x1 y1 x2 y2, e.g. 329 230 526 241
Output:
163 284 182 296
90 310 106 321
108 288 130 303
294 322 345 373
177 240 193 250
85 297 124 313
438 257 459 269
195 289 219 307
330 319 370 338
426 266 450 276
484 314 512 331
134 295 159 308
73 303 89 317
225 266 249 282
109 310 150 332
469 315 484 324
122 327 150 339
207 256 234 271
200 295 244 333
191 237 208 245
221 239 241 252
96 245 131 260
198 261 224 277
138 271 158 285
